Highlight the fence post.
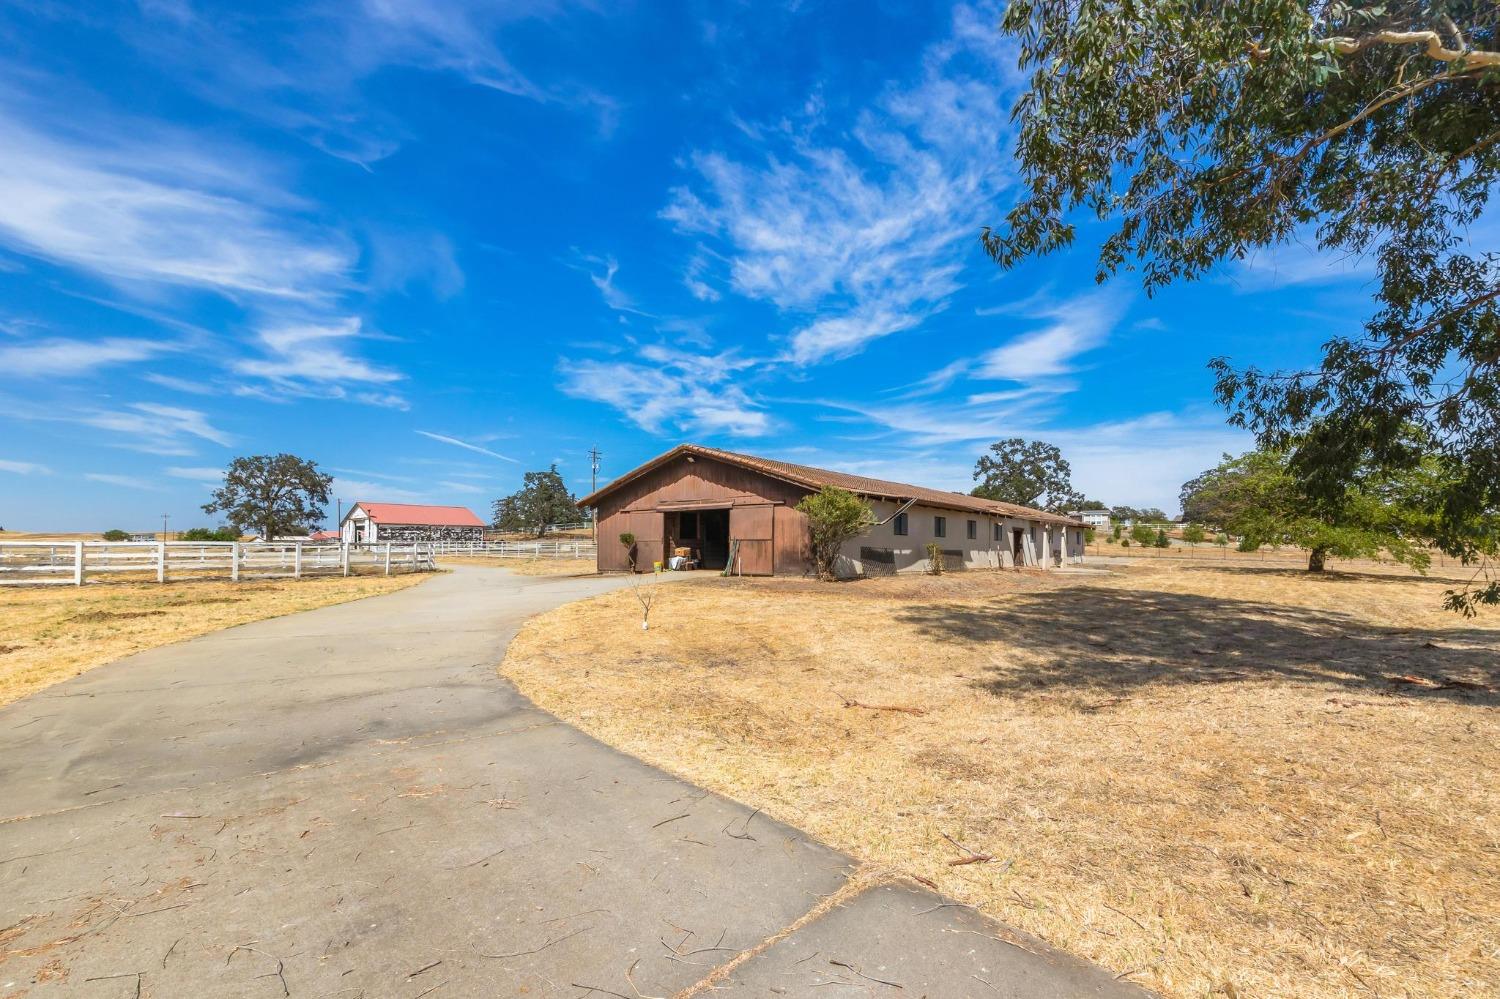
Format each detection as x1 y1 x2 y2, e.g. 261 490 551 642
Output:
341 542 350 577
294 541 303 580
73 541 84 586
384 544 391 576
157 541 166 583
231 543 240 582
411 545 418 572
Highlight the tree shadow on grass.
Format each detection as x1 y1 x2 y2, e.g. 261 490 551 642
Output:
894 585 1500 703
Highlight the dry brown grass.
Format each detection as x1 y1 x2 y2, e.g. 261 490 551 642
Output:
436 556 598 577
0 574 428 706
502 562 1500 999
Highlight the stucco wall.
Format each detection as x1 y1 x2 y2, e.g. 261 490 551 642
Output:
835 500 1086 577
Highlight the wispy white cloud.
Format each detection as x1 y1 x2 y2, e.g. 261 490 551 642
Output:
1226 240 1376 291
561 352 770 437
330 475 429 503
570 252 653 317
70 402 233 455
437 479 486 494
235 317 403 385
661 3 1012 365
0 337 175 377
975 289 1125 382
0 110 354 300
123 0 617 165
165 466 225 482
85 471 164 491
0 458 50 475
415 430 518 462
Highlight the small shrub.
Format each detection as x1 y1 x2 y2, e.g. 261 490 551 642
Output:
1111 523 1123 540
1130 524 1155 546
1181 524 1205 547
1084 527 1095 544
925 541 943 575
102 529 130 541
1237 536 1260 552
1214 532 1230 549
618 532 637 571
1120 538 1131 548
795 486 874 580
1154 528 1170 548
180 527 239 542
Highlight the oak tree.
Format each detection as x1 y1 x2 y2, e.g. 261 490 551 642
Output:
202 454 333 541
972 438 1085 511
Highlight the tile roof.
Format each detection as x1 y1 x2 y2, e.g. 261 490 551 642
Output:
579 444 1084 526
348 502 485 527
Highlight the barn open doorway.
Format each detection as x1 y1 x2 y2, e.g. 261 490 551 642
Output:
1011 527 1025 566
670 509 731 570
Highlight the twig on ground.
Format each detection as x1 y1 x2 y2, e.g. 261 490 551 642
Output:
407 960 442 978
835 691 926 716
84 970 144 998
939 831 995 865
722 807 760 841
228 944 289 997
476 926 588 960
830 959 903 988
651 813 690 829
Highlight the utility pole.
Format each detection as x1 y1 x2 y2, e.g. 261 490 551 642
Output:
588 447 602 541
160 513 170 542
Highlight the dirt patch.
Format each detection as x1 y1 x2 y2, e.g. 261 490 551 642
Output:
436 556 597 577
501 562 1500 999
0 573 429 706
68 609 169 623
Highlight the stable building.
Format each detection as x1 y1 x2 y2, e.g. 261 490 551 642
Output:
578 444 1088 577
339 502 485 545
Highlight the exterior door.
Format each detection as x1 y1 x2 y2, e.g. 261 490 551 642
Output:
728 505 774 575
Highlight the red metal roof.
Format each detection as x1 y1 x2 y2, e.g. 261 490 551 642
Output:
350 502 485 527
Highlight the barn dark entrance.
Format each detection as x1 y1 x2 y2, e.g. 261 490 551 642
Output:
1011 527 1025 566
670 508 731 570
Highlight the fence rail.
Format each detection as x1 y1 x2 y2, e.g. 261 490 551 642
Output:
431 540 597 559
0 540 437 586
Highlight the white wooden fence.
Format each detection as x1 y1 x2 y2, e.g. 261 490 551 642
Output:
431 540 597 559
0 541 437 587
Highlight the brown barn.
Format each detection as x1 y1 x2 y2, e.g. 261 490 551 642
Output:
579 444 1089 576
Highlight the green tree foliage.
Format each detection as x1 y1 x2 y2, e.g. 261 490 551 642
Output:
202 454 332 541
972 438 1084 511
1185 447 1440 572
492 465 581 538
1180 461 1249 528
1111 505 1169 524
990 1 1500 607
179 527 239 542
795 486 875 581
1182 523 1206 547
101 529 130 541
1154 527 1172 548
618 531 637 571
1130 523 1157 546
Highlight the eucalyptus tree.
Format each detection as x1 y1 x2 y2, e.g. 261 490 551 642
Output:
988 1 1499 608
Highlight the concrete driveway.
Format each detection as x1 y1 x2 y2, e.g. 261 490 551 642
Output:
0 565 1145 998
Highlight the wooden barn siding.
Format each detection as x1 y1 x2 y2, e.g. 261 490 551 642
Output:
593 455 812 575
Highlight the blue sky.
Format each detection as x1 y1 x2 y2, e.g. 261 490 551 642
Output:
0 0 1380 531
